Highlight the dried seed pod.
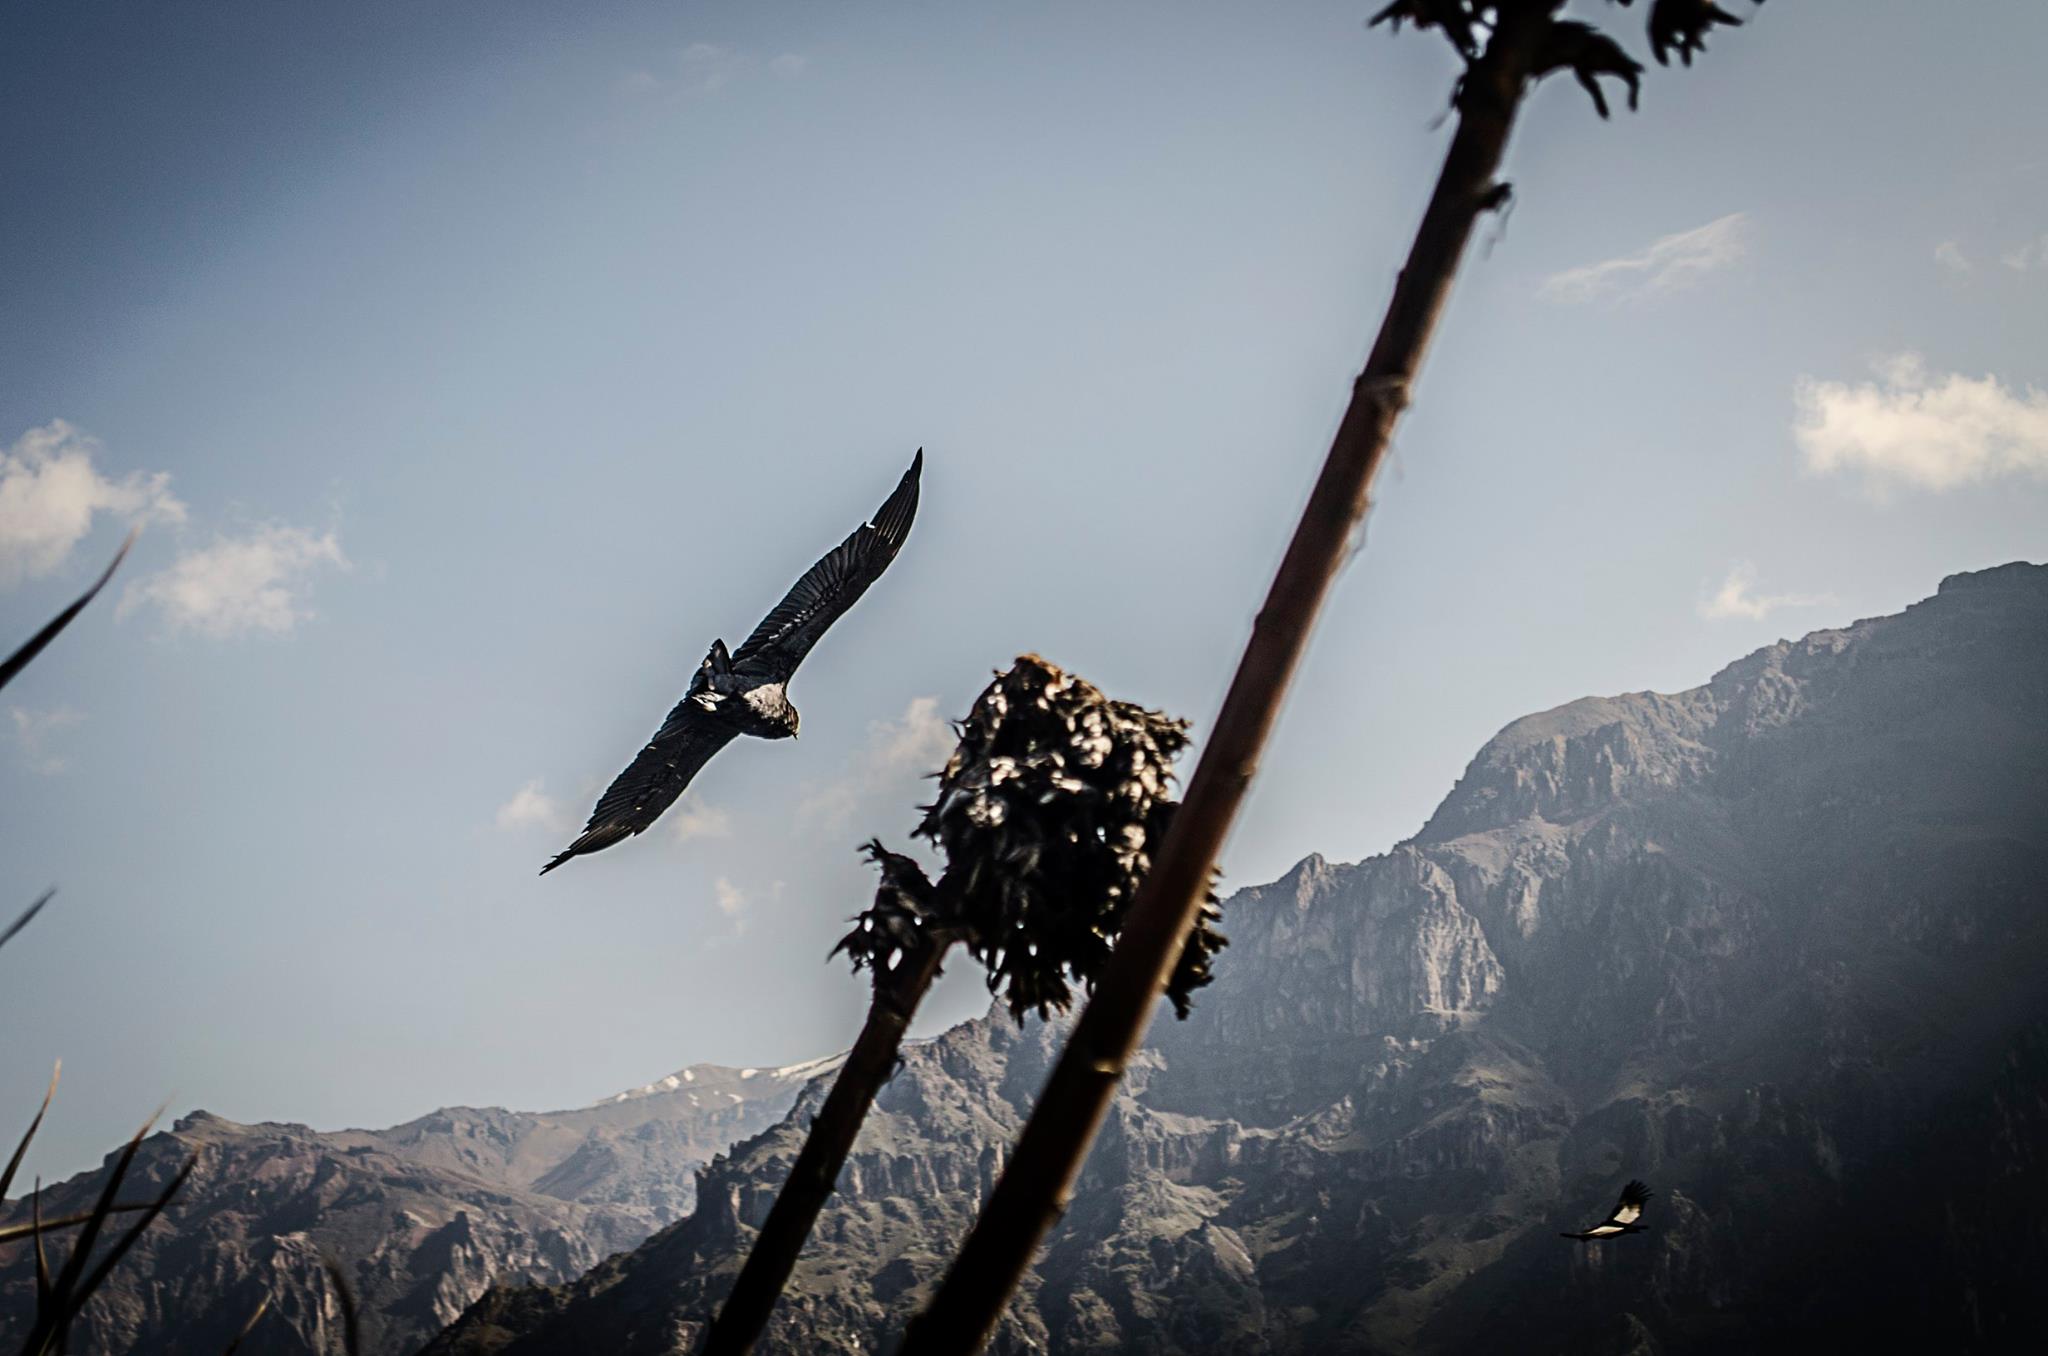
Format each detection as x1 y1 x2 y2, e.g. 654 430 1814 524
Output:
1368 0 1479 59
1536 20 1644 120
836 655 1224 1022
1649 0 1752 68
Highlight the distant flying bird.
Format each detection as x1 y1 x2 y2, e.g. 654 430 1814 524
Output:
542 450 923 875
1561 1179 1652 1241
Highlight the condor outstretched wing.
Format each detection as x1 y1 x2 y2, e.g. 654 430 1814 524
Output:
542 701 739 875
1608 1179 1651 1227
729 450 921 684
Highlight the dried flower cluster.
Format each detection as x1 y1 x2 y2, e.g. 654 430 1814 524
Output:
1371 0 1765 118
835 655 1224 1021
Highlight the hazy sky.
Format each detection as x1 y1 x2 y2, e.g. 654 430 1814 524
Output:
4 0 2045 1179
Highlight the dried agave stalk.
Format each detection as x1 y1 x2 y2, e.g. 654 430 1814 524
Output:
702 656 1217 1356
903 3 1766 1351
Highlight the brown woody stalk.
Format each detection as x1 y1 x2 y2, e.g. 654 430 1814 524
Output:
704 658 1206 1353
896 11 1554 1353
700 930 950 1356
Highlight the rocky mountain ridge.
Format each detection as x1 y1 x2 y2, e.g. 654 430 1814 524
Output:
0 1056 836 1355
6 563 2042 1354
430 562 2048 1354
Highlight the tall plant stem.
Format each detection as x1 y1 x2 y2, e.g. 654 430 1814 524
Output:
702 931 952 1356
899 20 1545 1355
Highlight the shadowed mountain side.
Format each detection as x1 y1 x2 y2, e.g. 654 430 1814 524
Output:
428 562 2048 1355
0 1058 837 1356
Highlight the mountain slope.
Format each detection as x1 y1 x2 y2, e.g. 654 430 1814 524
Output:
0 1057 838 1355
430 562 2048 1354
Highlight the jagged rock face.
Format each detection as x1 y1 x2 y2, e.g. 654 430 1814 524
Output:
429 563 2048 1355
0 1059 831 1355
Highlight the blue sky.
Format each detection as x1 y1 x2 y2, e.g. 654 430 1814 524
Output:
4 0 2045 1179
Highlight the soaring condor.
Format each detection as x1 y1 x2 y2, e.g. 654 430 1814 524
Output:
543 450 923 875
1560 1179 1653 1241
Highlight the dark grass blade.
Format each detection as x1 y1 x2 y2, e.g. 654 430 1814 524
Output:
41 1108 159 1303
25 1168 191 1356
222 1295 271 1356
0 890 56 955
0 1203 157 1246
31 1181 55 1315
0 531 135 696
23 1105 168 1354
71 1153 195 1305
1 1063 61 1202
321 1255 361 1356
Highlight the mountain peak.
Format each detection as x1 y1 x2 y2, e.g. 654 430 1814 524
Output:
597 1053 848 1107
1415 564 2044 844
1937 558 2046 595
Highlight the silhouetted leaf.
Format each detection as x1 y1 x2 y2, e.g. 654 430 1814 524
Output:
0 530 135 695
22 1104 184 1356
1537 20 1644 119
0 1063 60 1202
0 889 56 956
1650 0 1754 67
222 1296 273 1356
0 1203 159 1246
1369 0 1478 58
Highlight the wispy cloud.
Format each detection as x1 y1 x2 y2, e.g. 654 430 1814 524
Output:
1793 354 2048 493
679 42 742 94
670 792 732 842
1539 212 1750 304
798 695 956 834
707 875 786 939
2001 233 2048 271
619 43 808 98
496 779 572 834
10 705 84 774
712 876 749 934
1698 563 1832 622
0 421 184 588
1934 240 1972 274
121 522 347 637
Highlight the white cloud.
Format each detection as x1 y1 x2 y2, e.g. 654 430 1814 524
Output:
0 421 184 588
619 43 806 97
1934 240 1972 274
1539 212 1750 304
2000 233 2048 271
1698 563 1832 622
669 793 732 842
713 876 748 934
496 779 572 834
679 42 739 90
1793 354 2048 493
798 695 957 834
10 705 84 774
121 523 346 636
